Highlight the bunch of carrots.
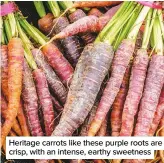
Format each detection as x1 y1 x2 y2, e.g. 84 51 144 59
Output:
1 1 164 163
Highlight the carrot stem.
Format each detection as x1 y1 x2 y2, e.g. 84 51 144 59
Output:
1 18 5 45
153 13 163 55
105 3 139 45
142 9 156 49
16 20 37 70
4 18 12 41
7 13 18 38
113 4 142 50
58 1 76 13
31 25 49 42
18 17 46 45
47 1 60 18
127 6 150 40
4 1 18 38
157 9 164 41
33 1 46 18
95 1 132 42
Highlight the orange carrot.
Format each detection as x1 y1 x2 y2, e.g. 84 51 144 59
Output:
1 93 22 136
159 116 164 163
17 100 30 136
1 38 24 147
38 13 54 34
73 1 121 8
88 8 103 17
159 115 164 136
1 45 8 99
2 130 17 154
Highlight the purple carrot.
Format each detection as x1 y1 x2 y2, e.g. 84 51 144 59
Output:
149 86 164 136
53 16 82 67
134 55 164 136
120 49 149 136
69 9 96 44
33 68 55 136
22 60 43 136
52 43 114 136
32 48 67 104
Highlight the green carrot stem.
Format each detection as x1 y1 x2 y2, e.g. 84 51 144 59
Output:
150 28 155 48
31 25 49 42
58 1 76 13
153 15 163 55
47 1 60 18
157 10 164 41
127 6 150 40
114 4 142 50
16 20 37 70
83 7 90 11
33 1 46 18
4 1 18 37
104 2 138 45
1 18 5 44
95 1 133 42
19 17 46 46
142 9 156 49
4 18 12 41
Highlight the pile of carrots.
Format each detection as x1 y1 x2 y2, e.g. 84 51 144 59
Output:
1 1 164 163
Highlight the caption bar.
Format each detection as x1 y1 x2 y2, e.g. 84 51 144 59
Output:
6 137 164 159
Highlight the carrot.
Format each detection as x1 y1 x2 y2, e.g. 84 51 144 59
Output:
89 39 135 136
159 115 164 136
33 69 55 136
17 19 56 138
1 45 8 99
19 18 74 85
134 54 164 136
80 103 98 136
70 160 85 163
1 43 29 137
73 1 122 8
52 4 120 40
37 13 64 53
17 100 30 136
149 86 164 136
119 9 154 136
96 115 108 136
38 13 54 34
159 115 164 163
51 95 64 113
52 42 114 136
134 13 164 137
120 49 149 136
1 93 22 136
22 57 43 137
88 8 103 17
98 4 121 31
1 38 24 147
93 160 105 163
53 16 82 67
69 9 96 44
111 63 131 136
32 48 67 105
2 129 17 154
88 5 150 136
